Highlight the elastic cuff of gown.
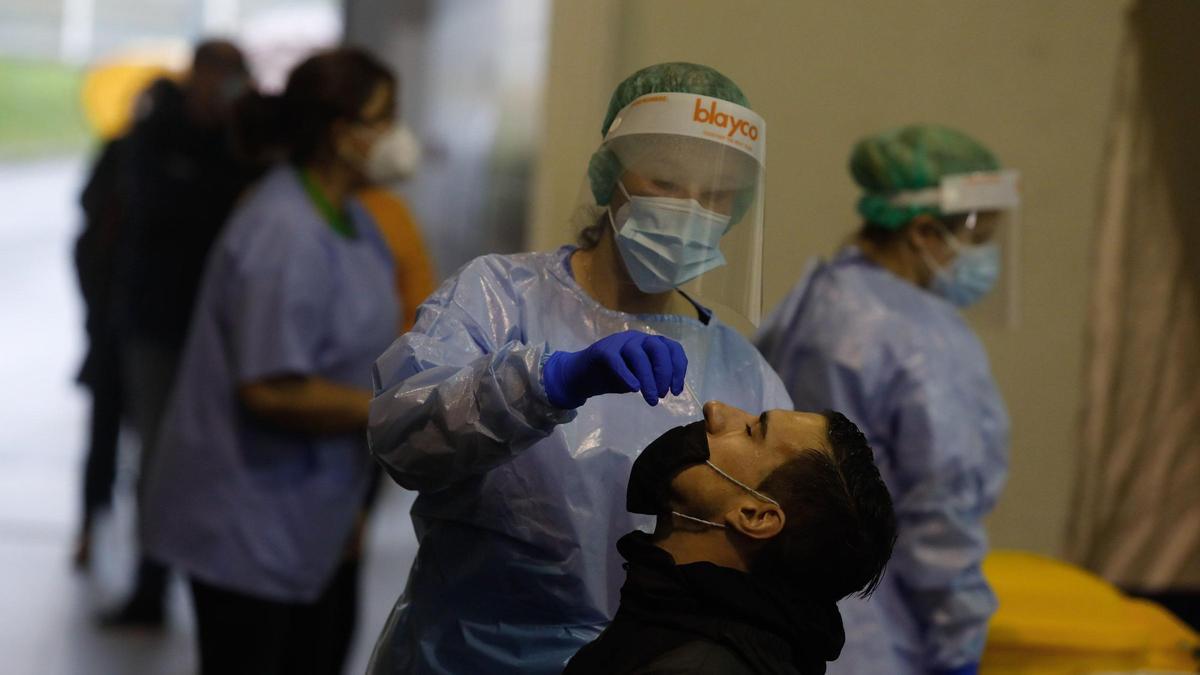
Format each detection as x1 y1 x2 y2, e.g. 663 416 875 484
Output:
534 345 577 421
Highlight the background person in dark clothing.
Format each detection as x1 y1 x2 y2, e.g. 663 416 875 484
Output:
106 39 259 626
565 401 897 675
72 135 129 570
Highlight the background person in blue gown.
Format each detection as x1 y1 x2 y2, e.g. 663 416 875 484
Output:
756 125 1019 675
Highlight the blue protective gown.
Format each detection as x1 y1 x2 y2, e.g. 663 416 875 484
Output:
366 247 792 674
142 166 399 602
754 247 1008 674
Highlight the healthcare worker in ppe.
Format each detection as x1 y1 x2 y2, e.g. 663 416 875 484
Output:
140 48 413 674
755 124 1018 675
367 62 790 674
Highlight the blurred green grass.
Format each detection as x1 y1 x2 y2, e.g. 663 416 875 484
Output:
0 58 90 159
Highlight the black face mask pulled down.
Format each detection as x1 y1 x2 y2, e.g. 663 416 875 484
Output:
627 420 710 516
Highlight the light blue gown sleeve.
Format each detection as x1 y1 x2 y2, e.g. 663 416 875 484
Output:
367 257 576 493
887 362 999 670
226 231 332 384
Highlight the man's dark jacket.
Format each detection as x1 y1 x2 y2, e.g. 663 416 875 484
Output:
563 532 845 675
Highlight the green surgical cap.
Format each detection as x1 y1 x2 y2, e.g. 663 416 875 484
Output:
850 124 1000 230
588 62 750 206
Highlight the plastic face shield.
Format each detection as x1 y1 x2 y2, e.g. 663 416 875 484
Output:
600 93 767 328
891 169 1022 327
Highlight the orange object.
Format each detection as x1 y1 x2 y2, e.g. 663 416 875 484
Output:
980 550 1199 674
358 187 437 333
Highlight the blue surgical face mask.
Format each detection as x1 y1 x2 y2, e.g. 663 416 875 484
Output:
925 237 1001 308
609 181 730 294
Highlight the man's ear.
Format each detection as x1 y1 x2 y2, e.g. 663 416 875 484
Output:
726 498 785 541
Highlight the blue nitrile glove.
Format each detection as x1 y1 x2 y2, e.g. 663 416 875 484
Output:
933 663 979 675
543 330 688 409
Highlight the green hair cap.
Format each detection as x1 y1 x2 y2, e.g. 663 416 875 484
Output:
850 124 1000 230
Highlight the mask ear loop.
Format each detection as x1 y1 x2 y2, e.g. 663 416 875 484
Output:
924 215 994 277
910 219 954 284
669 460 781 529
916 241 946 281
607 180 632 237
704 461 779 505
671 511 726 529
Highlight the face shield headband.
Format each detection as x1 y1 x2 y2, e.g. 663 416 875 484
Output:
885 169 1020 215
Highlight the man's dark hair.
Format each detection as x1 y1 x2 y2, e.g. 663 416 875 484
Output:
752 411 897 602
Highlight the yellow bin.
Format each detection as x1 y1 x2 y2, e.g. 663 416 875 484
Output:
981 550 1199 674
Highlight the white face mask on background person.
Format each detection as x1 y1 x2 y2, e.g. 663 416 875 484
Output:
365 123 422 183
609 181 731 294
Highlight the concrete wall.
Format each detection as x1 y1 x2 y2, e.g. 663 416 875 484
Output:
530 0 1131 556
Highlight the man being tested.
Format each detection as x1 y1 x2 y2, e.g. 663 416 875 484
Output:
566 400 897 674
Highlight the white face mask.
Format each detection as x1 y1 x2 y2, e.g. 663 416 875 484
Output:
364 124 422 183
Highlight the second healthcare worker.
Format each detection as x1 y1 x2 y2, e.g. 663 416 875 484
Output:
756 125 1018 675
367 63 790 673
141 49 412 674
